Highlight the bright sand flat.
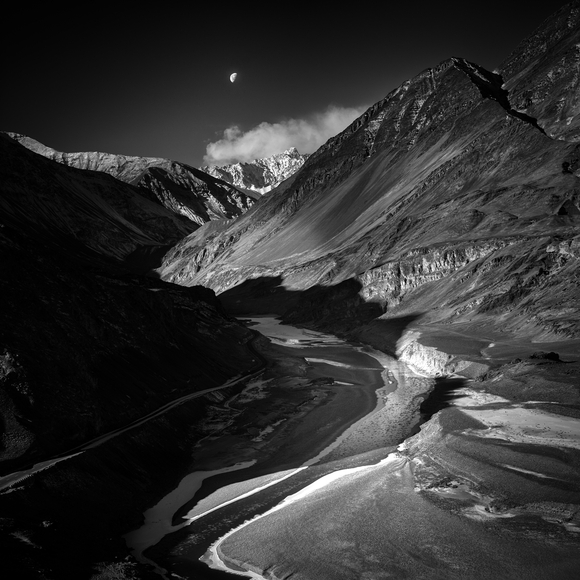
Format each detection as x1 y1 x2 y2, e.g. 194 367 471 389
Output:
461 405 580 449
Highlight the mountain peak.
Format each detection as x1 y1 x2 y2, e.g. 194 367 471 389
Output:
201 148 309 194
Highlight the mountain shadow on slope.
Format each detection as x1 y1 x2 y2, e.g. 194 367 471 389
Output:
418 377 469 424
123 243 175 274
219 275 424 355
219 275 384 324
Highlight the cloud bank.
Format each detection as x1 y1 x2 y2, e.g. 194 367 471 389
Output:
204 105 366 165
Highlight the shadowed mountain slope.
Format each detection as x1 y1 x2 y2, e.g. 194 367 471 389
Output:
159 2 580 345
0 132 261 577
0 134 195 260
7 132 257 227
0 131 262 461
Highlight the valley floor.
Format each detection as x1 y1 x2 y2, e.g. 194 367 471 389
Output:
138 317 580 580
137 317 430 577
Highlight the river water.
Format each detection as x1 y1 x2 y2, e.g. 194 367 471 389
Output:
125 316 403 578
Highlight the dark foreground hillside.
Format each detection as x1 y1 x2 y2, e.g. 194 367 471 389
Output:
0 135 260 578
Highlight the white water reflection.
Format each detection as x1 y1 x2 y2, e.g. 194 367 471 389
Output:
125 461 256 570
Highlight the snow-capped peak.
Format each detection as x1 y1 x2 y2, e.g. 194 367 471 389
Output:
201 148 309 194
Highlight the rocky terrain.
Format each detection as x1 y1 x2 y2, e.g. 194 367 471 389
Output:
201 147 309 194
151 3 580 578
7 132 257 228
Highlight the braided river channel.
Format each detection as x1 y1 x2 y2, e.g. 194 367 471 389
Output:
125 316 421 579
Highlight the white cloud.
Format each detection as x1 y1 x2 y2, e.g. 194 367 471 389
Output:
203 105 367 166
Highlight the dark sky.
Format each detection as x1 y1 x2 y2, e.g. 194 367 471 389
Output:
2 2 571 167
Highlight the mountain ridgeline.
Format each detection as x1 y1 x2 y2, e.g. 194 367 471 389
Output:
7 132 258 228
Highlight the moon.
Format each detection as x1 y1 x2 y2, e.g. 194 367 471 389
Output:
230 72 237 83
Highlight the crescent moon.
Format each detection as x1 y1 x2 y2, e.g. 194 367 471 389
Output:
230 72 237 83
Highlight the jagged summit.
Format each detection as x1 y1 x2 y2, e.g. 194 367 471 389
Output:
201 147 309 194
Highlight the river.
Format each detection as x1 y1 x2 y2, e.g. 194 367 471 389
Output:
125 315 415 579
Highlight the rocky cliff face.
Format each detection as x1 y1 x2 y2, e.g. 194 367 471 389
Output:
7 133 256 227
159 2 580 349
201 147 309 194
500 1 580 142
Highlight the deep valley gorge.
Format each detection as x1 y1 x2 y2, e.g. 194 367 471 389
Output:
2 3 580 579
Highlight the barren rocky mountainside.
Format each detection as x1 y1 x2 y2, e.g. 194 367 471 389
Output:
149 7 580 577
7 132 257 228
160 3 580 355
201 147 309 194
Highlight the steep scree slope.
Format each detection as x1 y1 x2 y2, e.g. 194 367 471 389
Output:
159 3 580 344
202 147 310 194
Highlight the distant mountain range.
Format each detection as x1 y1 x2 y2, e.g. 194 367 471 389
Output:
201 147 309 194
2 3 580 579
6 132 258 227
